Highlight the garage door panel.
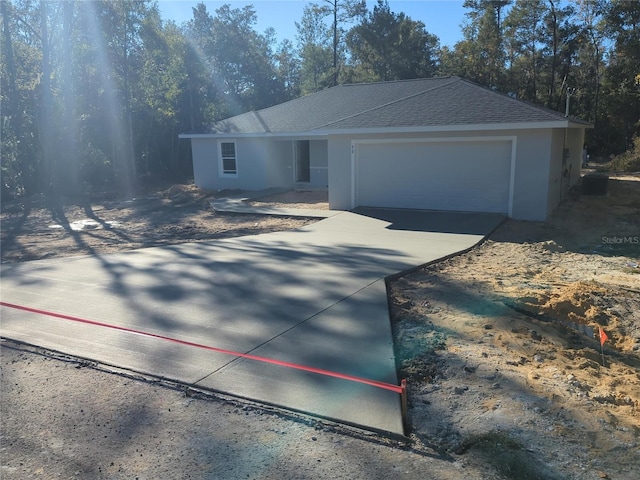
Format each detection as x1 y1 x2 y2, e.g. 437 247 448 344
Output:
356 140 511 213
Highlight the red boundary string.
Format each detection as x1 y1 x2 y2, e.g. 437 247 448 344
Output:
0 301 403 394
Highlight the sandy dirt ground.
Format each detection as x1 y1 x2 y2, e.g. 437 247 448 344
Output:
1 177 639 479
390 174 640 479
246 189 331 210
0 186 316 263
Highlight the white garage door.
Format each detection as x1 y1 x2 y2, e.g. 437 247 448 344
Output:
355 139 512 213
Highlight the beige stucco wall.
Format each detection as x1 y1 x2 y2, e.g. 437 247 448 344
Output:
547 129 567 217
191 127 586 221
191 138 220 190
566 128 585 186
545 127 586 217
191 137 296 191
327 129 580 221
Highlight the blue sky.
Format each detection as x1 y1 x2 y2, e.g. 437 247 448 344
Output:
157 0 468 48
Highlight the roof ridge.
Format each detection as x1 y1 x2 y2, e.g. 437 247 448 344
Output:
455 77 586 123
339 75 454 88
316 77 460 130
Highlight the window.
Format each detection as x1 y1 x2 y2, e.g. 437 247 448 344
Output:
219 141 237 176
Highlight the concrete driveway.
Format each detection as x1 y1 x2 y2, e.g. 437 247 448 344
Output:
0 208 503 437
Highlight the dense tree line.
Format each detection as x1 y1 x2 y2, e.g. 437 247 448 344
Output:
1 0 638 200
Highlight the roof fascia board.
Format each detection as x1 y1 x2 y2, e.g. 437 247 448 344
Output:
316 121 586 135
178 132 329 139
178 120 591 139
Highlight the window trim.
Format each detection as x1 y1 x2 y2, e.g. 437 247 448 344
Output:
218 140 238 177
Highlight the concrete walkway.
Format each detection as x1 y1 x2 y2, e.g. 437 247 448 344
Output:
0 201 504 437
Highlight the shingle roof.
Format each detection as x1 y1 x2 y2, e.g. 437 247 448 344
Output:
200 76 590 135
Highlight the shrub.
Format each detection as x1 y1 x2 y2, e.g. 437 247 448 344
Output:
600 136 640 172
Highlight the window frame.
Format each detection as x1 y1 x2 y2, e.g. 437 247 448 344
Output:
218 140 238 177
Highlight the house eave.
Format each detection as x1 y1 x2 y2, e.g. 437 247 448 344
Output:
178 119 592 140
178 131 329 139
316 120 591 136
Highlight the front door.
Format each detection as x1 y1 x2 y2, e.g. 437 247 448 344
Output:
295 140 310 183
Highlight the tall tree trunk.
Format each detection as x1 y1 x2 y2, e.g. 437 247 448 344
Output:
2 2 18 127
332 0 338 86
591 30 601 125
119 4 136 196
1 1 23 198
39 0 54 195
531 40 537 101
61 0 78 194
547 0 558 107
1 1 24 147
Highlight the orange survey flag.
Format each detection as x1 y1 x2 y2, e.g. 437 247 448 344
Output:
599 327 608 346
